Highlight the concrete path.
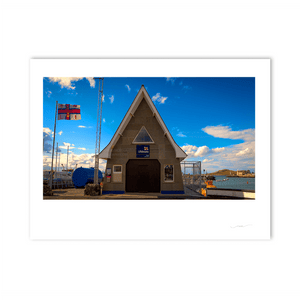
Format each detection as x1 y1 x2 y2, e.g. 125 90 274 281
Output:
44 188 204 200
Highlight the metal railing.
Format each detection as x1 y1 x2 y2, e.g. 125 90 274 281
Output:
181 161 202 192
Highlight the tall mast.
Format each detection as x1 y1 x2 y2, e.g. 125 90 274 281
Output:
94 78 104 184
59 152 61 172
49 101 58 188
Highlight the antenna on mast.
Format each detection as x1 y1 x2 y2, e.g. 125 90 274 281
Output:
93 77 104 184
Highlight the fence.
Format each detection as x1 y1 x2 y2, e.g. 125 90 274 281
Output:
43 171 74 189
181 161 202 192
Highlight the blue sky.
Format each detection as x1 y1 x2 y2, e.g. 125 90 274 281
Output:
43 77 255 173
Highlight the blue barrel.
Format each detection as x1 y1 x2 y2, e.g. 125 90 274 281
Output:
72 167 103 188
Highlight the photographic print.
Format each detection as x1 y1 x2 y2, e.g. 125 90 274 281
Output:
43 77 255 200
30 59 270 240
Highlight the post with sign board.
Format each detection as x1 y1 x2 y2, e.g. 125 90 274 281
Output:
106 168 111 182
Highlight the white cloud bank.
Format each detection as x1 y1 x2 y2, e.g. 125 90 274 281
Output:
43 152 107 172
48 77 95 89
181 125 255 172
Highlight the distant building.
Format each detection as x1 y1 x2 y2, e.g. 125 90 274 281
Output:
99 85 187 194
237 170 251 176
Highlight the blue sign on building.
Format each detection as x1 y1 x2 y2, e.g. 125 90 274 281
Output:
136 145 150 158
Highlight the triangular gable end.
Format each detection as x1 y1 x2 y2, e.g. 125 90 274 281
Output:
99 85 187 161
133 126 154 144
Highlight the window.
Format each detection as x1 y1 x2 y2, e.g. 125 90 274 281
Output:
164 165 174 182
132 126 154 144
113 165 122 182
113 165 122 173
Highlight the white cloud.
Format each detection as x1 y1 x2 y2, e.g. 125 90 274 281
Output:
212 147 226 153
109 95 114 104
48 77 96 89
203 158 214 163
202 125 255 141
152 93 168 104
59 142 75 150
43 128 53 153
58 131 63 135
194 146 209 157
182 144 225 158
85 77 96 88
183 85 191 91
46 91 52 98
166 77 176 84
181 145 198 156
43 127 52 135
125 84 131 92
78 125 86 128
78 147 86 150
236 147 254 157
103 118 106 123
177 132 186 137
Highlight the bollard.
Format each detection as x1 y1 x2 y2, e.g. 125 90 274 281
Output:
100 182 103 196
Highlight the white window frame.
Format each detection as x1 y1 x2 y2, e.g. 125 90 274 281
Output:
113 165 122 173
132 126 155 144
112 165 122 183
164 164 174 183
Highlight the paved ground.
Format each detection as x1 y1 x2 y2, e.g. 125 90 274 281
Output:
43 187 253 200
44 187 205 200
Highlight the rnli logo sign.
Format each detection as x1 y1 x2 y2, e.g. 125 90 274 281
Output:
136 145 150 158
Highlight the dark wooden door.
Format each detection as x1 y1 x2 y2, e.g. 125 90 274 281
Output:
126 159 160 193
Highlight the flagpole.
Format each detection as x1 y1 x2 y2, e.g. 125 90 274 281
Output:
55 142 58 179
67 145 69 171
50 101 58 189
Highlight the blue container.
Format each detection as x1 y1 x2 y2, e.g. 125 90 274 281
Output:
72 167 103 188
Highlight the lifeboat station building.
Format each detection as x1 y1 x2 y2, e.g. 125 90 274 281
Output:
99 85 187 195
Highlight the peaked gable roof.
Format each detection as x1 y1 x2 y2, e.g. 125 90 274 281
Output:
99 85 187 160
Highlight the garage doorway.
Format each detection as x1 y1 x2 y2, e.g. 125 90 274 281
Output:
126 159 160 193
